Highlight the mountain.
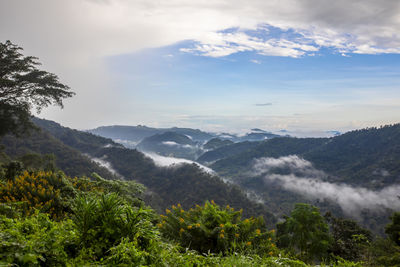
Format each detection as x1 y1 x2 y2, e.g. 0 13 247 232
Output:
89 125 284 148
203 138 234 150
326 130 342 136
210 137 328 177
1 117 277 226
88 125 214 147
238 130 281 142
304 124 400 187
212 124 400 188
0 127 117 180
215 129 282 142
136 131 201 160
88 125 159 147
197 141 261 164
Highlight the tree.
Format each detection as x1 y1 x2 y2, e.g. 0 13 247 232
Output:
386 212 400 246
0 40 74 136
276 203 332 262
325 212 372 261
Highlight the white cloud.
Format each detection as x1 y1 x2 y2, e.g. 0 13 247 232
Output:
252 155 400 217
88 155 123 178
143 152 214 174
250 59 261 64
180 31 319 58
2 0 399 65
162 141 180 146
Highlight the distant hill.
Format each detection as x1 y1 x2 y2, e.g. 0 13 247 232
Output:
304 124 400 187
197 141 261 164
0 127 117 180
89 125 283 149
203 138 234 150
210 137 328 177
88 125 214 146
137 131 202 160
211 125 400 188
238 131 281 142
216 129 282 142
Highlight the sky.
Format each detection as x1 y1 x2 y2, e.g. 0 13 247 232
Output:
1 0 400 136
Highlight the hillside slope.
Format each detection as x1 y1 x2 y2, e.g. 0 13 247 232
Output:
0 129 116 180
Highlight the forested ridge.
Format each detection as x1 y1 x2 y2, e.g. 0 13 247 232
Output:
210 124 400 188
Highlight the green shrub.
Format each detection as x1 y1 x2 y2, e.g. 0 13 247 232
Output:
0 171 76 219
159 200 276 255
72 192 158 261
0 212 77 266
277 203 332 262
91 172 145 207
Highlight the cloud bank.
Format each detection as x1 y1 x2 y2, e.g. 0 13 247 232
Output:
252 155 400 216
162 141 193 149
2 0 399 70
143 152 214 174
88 155 123 178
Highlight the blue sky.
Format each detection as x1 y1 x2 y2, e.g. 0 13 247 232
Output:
105 36 400 134
1 0 400 136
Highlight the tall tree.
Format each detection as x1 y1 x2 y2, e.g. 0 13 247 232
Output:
276 203 332 262
0 40 74 136
386 212 400 246
325 212 372 261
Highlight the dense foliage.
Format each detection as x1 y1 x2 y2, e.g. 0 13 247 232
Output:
385 212 400 246
0 128 117 179
159 201 276 255
277 204 332 262
1 167 400 266
325 212 372 262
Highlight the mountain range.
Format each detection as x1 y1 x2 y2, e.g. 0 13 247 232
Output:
3 118 400 235
90 122 400 235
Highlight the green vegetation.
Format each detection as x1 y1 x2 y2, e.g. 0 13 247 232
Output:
2 169 400 266
0 128 117 180
325 212 372 262
159 200 276 255
277 203 332 262
385 212 400 246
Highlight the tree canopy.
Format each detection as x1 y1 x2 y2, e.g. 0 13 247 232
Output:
276 203 332 262
0 40 74 136
386 212 400 246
